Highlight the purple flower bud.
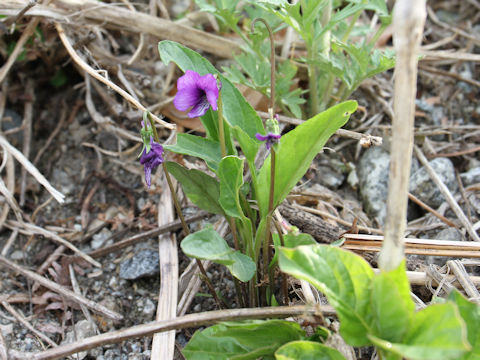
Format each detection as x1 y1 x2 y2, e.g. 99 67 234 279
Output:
173 70 220 118
140 139 164 187
255 132 281 150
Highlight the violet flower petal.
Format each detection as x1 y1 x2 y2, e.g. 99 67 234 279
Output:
173 88 201 111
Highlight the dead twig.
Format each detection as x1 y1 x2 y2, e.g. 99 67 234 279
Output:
0 17 40 83
31 305 334 360
151 175 177 360
0 135 65 203
379 0 426 271
55 22 173 130
19 79 34 207
407 192 457 228
7 220 101 268
414 145 480 242
1 301 57 348
447 260 480 304
0 255 122 321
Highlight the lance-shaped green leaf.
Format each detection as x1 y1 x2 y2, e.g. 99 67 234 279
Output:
183 320 305 360
369 303 470 360
164 133 222 171
159 40 264 139
257 101 357 217
448 290 480 360
279 245 374 346
165 162 224 216
371 260 415 343
181 227 255 282
275 341 346 360
218 156 246 219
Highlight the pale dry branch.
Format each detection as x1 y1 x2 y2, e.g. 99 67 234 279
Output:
31 305 333 360
379 0 426 271
414 145 480 242
1 301 57 348
0 255 122 321
55 22 174 130
0 135 65 203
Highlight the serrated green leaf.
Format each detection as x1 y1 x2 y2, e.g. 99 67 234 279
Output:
449 290 480 360
257 101 356 217
165 162 224 216
279 245 374 346
164 133 222 171
159 41 264 139
371 260 415 343
275 340 346 360
183 320 305 360
181 227 255 282
369 303 470 360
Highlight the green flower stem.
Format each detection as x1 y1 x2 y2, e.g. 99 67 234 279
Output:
273 219 288 305
342 9 362 43
251 18 275 113
367 22 388 48
262 148 276 305
217 92 227 159
146 113 226 309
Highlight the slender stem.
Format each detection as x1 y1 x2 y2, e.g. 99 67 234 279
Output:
251 18 275 114
342 9 362 43
262 149 276 305
273 220 288 305
217 93 227 157
147 114 225 309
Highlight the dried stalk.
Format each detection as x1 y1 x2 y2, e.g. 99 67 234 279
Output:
0 255 122 321
55 22 173 130
31 305 333 360
379 0 426 271
414 145 480 242
151 176 177 360
0 135 65 203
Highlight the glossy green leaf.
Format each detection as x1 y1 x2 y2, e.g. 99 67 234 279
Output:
164 133 222 171
370 303 470 360
371 260 415 343
275 341 346 360
181 227 255 282
165 162 224 216
183 320 305 360
218 156 246 219
231 126 260 166
449 290 480 360
158 40 264 139
257 101 357 217
279 245 374 346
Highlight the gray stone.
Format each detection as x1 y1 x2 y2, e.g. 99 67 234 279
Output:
61 320 96 360
357 147 391 224
460 167 480 187
119 249 159 280
315 165 345 189
409 157 458 208
91 228 112 250
435 228 464 242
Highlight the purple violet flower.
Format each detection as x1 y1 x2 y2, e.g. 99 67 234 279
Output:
140 138 164 188
256 132 281 150
173 70 220 118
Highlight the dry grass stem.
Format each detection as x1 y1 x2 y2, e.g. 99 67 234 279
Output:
7 220 100 267
343 234 480 258
447 260 480 304
31 305 334 360
379 0 426 271
1 301 57 348
55 22 174 130
414 145 480 242
0 255 123 321
151 176 177 359
0 135 65 203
